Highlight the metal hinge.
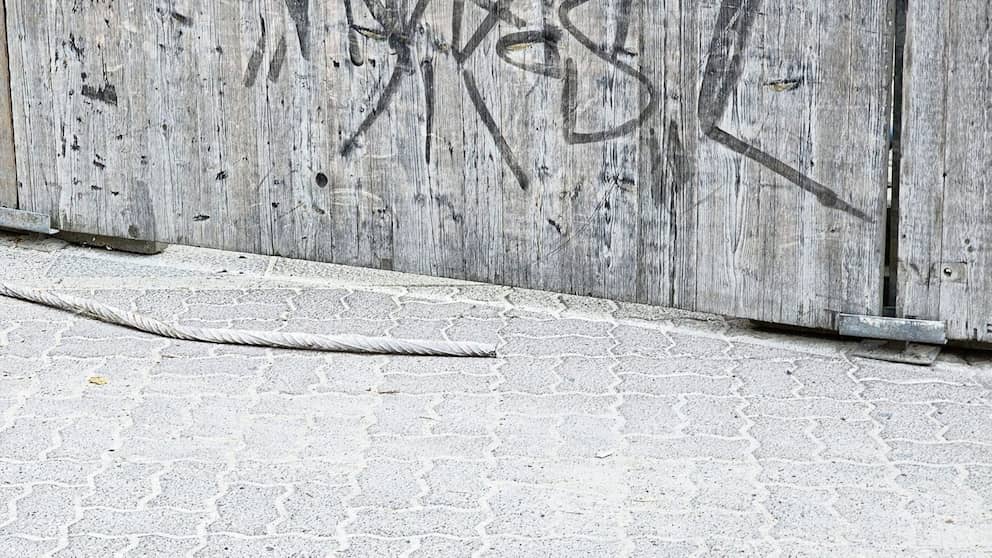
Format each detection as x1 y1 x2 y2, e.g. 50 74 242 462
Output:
837 314 947 345
0 207 58 235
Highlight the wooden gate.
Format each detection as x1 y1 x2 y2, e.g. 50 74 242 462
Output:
2 0 901 334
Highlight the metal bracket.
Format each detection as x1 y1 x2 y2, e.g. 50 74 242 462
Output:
837 314 947 345
0 207 57 235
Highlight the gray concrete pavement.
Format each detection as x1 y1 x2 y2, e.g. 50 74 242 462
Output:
1 232 991 557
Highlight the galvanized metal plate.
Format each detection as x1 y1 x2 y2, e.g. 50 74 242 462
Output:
0 207 55 235
838 314 947 345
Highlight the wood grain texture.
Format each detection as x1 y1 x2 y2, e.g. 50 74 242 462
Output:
6 0 894 330
899 0 992 343
0 0 16 208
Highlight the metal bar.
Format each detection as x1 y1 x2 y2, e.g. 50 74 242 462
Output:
0 206 56 234
837 314 947 345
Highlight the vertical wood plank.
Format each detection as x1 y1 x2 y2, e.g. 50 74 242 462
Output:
0 0 16 208
900 0 992 343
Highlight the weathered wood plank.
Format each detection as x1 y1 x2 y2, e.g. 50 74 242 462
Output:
899 0 992 343
7 0 894 331
0 0 16 208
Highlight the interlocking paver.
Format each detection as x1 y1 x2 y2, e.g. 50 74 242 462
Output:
1 232 991 554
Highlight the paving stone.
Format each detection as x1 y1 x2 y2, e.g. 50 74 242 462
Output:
197 535 335 557
681 395 746 437
151 355 267 377
0 460 98 487
303 416 371 462
208 484 285 535
421 459 488 508
497 394 616 416
614 356 738 377
486 537 624 557
744 397 873 420
813 418 889 463
127 535 202 557
351 460 422 509
618 395 683 436
412 536 484 556
627 508 764 540
496 356 559 394
289 290 351 319
52 535 131 558
888 441 992 465
225 461 354 487
0 484 82 538
832 488 914 546
365 434 491 462
860 381 988 405
932 403 992 442
84 461 161 508
151 461 225 510
432 394 496 436
378 373 499 394
348 507 486 538
494 414 560 459
618 373 735 397
369 395 437 436
50 338 165 359
277 482 350 536
0 536 60 557
764 485 848 544
501 335 617 357
736 360 802 398
0 417 61 460
690 461 760 511
555 356 619 393
337 536 412 557
625 435 751 461
629 539 703 558
791 359 864 399
758 460 893 490
747 417 820 461
144 374 257 398
557 415 622 458
486 484 623 538
504 318 613 338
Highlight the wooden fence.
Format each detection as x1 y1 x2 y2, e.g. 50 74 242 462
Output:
1 0 987 344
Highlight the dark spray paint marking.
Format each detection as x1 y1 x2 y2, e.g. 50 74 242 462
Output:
648 127 663 202
664 120 689 201
244 18 267 87
463 70 530 190
698 0 870 222
343 0 365 65
283 0 311 60
558 0 659 144
453 0 524 64
170 12 193 26
268 35 288 82
495 27 564 79
421 59 435 164
81 83 118 106
611 0 635 57
340 0 432 156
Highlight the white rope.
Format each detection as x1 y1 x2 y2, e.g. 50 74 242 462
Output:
0 283 498 358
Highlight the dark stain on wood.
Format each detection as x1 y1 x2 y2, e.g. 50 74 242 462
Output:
80 83 117 106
